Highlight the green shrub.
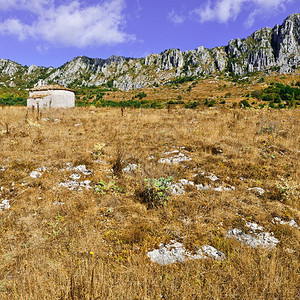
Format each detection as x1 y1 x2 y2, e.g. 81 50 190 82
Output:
136 177 173 209
134 92 147 99
169 76 196 85
204 99 215 107
239 100 251 108
185 101 199 109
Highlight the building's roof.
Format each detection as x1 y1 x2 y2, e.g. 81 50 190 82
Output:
30 84 74 92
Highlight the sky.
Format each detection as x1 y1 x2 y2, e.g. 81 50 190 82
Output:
0 0 298 68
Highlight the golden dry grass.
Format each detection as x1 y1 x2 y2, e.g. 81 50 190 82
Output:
0 105 299 299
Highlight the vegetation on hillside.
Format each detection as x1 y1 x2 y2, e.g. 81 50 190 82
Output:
0 71 299 110
252 82 300 108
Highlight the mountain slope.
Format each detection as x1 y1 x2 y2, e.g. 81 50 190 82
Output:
0 13 299 91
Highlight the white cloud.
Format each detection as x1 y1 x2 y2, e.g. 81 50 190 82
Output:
168 9 185 24
0 0 52 13
0 0 135 48
0 19 30 40
191 0 292 24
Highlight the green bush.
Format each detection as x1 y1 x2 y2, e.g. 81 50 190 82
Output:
255 83 300 108
239 100 251 108
136 177 173 209
169 76 196 85
204 99 216 107
185 101 199 109
134 92 147 99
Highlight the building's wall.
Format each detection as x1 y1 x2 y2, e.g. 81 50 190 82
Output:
27 95 52 108
27 90 75 108
51 90 75 108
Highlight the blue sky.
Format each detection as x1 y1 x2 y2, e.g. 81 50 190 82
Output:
0 0 298 67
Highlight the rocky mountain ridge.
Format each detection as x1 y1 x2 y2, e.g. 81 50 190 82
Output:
0 13 299 91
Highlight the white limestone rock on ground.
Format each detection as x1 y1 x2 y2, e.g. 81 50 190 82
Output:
168 179 194 196
123 163 139 173
273 217 299 228
168 183 185 195
147 241 225 265
30 171 42 178
248 187 265 196
0 199 10 211
73 165 93 176
206 174 219 182
58 180 92 191
227 221 279 249
159 150 192 164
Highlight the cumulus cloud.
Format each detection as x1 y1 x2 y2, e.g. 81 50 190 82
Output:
191 0 292 25
168 9 185 24
0 0 135 47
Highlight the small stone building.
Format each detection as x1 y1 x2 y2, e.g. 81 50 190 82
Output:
27 82 75 108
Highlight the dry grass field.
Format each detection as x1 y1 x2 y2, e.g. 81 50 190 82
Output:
0 105 299 299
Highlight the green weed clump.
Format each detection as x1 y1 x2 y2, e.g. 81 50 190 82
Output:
136 177 173 209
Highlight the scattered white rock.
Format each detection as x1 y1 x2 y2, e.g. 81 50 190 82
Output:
53 201 64 206
74 123 82 127
147 241 225 265
159 152 191 164
69 173 81 180
36 166 47 172
0 199 10 211
245 222 264 232
123 163 139 173
273 217 299 228
227 226 279 249
248 187 265 196
163 150 180 155
196 184 211 191
59 180 79 190
223 185 236 191
80 180 92 189
206 174 219 182
30 171 42 178
0 166 5 171
147 241 190 265
73 165 93 176
60 164 93 176
196 184 235 192
200 245 226 261
179 179 194 186
169 183 185 195
58 180 92 191
42 118 60 123
167 179 194 196
213 186 224 192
